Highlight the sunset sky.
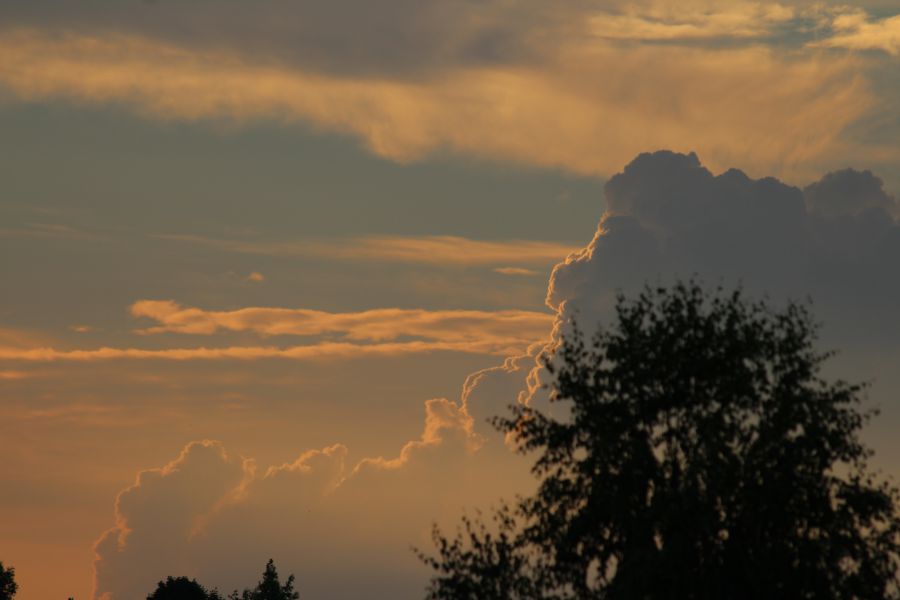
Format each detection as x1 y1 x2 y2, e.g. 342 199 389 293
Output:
2 1 900 599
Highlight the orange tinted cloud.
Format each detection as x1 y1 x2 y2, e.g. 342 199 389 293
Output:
0 340 531 362
157 234 577 266
493 267 540 276
352 398 480 473
130 300 553 342
812 10 900 55
0 28 872 179
588 1 796 41
0 369 30 380
91 393 525 599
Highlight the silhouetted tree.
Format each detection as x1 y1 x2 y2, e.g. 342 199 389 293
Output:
230 559 299 600
147 576 222 600
0 562 16 600
420 282 900 599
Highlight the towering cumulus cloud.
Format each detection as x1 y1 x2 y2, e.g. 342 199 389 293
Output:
92 151 900 599
548 151 900 348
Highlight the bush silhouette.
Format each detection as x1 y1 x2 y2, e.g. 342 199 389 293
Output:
0 562 16 600
420 281 900 599
147 576 222 600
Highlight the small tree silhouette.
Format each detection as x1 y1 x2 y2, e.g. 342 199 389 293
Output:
230 559 299 600
0 562 17 600
420 281 900 599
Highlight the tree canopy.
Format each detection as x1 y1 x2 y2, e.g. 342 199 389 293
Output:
147 576 221 600
0 563 16 600
421 281 900 600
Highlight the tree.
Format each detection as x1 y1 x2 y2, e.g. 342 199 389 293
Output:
421 282 900 600
230 559 299 600
0 562 16 600
147 576 222 600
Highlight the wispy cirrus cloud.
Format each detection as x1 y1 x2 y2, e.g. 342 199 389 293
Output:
130 300 553 342
0 222 104 241
0 301 553 363
156 233 577 266
0 369 31 380
0 339 534 363
493 267 540 276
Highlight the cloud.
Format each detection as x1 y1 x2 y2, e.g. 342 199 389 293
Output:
803 166 897 217
352 398 481 473
493 267 540 276
0 0 556 77
459 149 900 456
129 300 553 343
86 150 900 599
245 272 264 283
0 303 553 364
0 28 874 179
544 151 900 367
0 222 104 241
0 326 57 349
93 441 252 600
444 151 900 535
588 1 797 42
812 9 900 55
156 234 577 267
92 398 529 600
0 370 31 380
0 339 531 363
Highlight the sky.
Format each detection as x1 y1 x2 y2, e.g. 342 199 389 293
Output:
1 1 899 598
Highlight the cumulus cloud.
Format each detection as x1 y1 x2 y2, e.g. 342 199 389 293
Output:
92 399 529 600
547 150 900 344
803 167 897 217
94 441 252 600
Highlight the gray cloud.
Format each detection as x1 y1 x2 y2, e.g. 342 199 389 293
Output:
803 167 896 217
547 151 900 349
2 1 895 77
0 0 558 77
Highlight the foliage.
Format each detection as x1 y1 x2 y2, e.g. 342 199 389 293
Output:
421 281 900 600
0 562 16 600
